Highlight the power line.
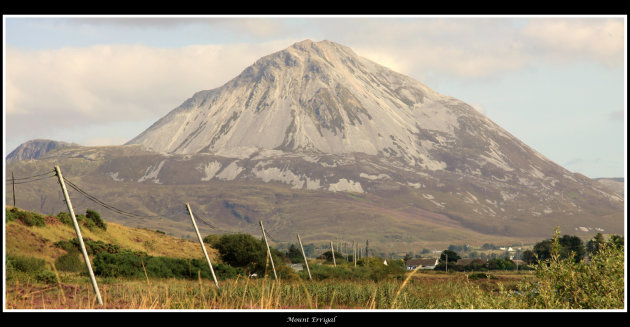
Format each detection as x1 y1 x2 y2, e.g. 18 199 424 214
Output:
6 170 56 182
61 176 170 220
6 171 56 184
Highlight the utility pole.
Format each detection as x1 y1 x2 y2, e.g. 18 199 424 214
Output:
353 240 356 267
259 221 278 282
330 241 336 267
54 165 102 305
12 172 16 207
297 234 312 280
445 252 448 273
366 240 369 267
185 203 219 288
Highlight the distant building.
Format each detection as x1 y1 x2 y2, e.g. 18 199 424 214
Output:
289 264 303 272
405 258 439 270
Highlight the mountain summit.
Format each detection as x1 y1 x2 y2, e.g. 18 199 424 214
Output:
127 39 462 168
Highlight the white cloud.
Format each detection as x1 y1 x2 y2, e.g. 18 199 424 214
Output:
519 18 624 67
5 39 300 143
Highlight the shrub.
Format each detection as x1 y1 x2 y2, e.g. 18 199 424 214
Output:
518 229 625 309
36 270 57 284
9 255 46 273
54 251 86 273
213 234 266 274
9 208 45 227
92 252 244 281
85 209 106 230
56 212 73 226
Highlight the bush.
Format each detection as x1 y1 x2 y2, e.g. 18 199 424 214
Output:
56 212 73 226
85 209 107 230
36 270 57 284
54 238 126 256
92 252 244 281
9 208 45 227
8 255 46 273
516 228 624 308
213 234 267 275
54 251 86 273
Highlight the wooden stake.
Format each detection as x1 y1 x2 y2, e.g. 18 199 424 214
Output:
330 241 336 267
54 165 103 305
297 234 312 280
185 203 219 288
259 221 278 282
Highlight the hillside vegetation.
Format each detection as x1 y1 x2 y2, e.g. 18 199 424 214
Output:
5 206 215 264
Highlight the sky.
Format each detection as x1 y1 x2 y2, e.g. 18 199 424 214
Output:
3 15 626 179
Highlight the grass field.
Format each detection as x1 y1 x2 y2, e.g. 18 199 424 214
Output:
5 269 533 310
4 207 624 310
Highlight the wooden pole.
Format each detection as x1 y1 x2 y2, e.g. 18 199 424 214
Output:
330 241 336 267
259 221 278 282
12 172 16 207
185 203 219 288
297 234 312 280
54 165 102 305
366 240 369 267
353 241 356 267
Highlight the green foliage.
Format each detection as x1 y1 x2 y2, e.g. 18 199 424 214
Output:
440 250 460 263
533 233 585 263
287 244 304 263
8 207 46 227
317 250 346 263
213 233 267 274
92 252 242 280
85 209 107 230
516 228 624 308
36 270 57 284
202 234 221 247
8 255 46 273
486 258 516 270
54 251 87 273
55 238 127 256
56 212 73 225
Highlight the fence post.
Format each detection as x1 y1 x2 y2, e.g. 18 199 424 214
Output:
185 203 219 288
259 221 278 282
54 165 103 306
297 234 312 280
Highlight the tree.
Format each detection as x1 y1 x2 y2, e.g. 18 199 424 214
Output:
522 249 536 265
586 233 605 255
440 250 460 263
608 235 624 249
287 244 303 263
533 234 585 263
212 234 266 274
558 235 585 263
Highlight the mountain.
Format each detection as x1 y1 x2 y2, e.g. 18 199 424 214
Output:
6 40 624 252
6 139 78 163
594 178 624 196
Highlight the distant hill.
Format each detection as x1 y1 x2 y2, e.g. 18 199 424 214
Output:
5 206 217 264
6 139 79 163
593 178 624 196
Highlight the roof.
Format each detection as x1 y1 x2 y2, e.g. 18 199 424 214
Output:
406 258 438 267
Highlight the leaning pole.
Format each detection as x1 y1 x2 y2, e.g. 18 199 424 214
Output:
54 165 103 305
